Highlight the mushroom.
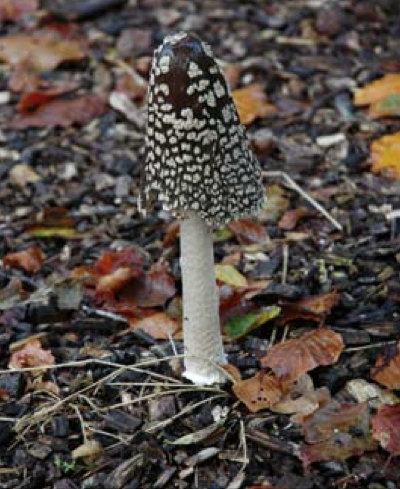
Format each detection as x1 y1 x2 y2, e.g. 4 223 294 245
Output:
140 32 264 384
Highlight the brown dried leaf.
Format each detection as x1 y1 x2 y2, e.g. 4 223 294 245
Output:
354 74 400 106
227 219 268 245
9 93 107 129
371 341 400 389
3 246 45 274
129 312 180 339
371 403 400 456
232 372 286 413
17 84 78 113
9 338 55 369
279 290 341 325
0 32 86 71
271 374 331 423
369 131 400 180
9 163 40 187
232 83 277 125
260 328 344 383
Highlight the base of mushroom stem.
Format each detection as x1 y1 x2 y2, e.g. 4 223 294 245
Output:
183 357 228 385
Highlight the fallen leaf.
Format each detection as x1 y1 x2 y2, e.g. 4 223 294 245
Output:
17 84 78 113
224 306 281 340
369 131 400 179
118 262 176 308
129 312 180 339
279 290 341 325
0 32 86 71
260 328 344 383
278 208 312 231
0 0 37 23
9 163 40 187
271 374 331 423
97 267 139 299
3 246 44 274
371 341 400 389
303 401 370 444
354 73 400 106
215 264 248 287
233 371 286 413
8 62 42 92
163 220 180 247
27 208 82 238
371 403 400 456
227 219 268 245
300 434 378 468
9 93 107 129
232 83 277 125
9 338 55 369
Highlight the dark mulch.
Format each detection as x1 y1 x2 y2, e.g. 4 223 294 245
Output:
1 0 400 488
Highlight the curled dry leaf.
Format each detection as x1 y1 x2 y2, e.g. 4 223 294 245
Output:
27 207 81 239
3 246 45 274
9 93 107 129
9 338 55 369
72 440 103 461
232 83 277 125
279 290 341 325
271 374 331 424
260 327 344 383
227 218 268 245
303 401 370 444
369 131 400 180
9 163 40 187
371 403 400 456
232 371 286 413
0 0 38 23
129 312 180 340
371 341 400 390
0 32 86 71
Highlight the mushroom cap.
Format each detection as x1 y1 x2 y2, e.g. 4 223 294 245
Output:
140 32 264 226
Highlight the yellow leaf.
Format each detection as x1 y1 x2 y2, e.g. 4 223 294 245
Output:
232 83 277 125
215 264 248 287
354 74 400 106
370 131 400 179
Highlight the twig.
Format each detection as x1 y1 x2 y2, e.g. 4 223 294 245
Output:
281 243 289 284
262 170 342 231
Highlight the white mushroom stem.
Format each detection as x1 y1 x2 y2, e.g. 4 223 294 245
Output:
180 211 227 384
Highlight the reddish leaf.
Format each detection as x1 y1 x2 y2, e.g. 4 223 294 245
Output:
8 63 42 93
227 219 268 245
233 372 287 413
163 220 180 247
9 93 107 129
0 32 86 71
94 248 144 276
96 267 141 300
371 403 400 456
9 338 55 369
129 312 180 339
260 328 344 383
118 262 176 308
300 434 378 468
17 84 78 113
303 401 370 444
372 341 400 390
279 290 341 325
0 0 37 23
278 208 312 231
0 387 10 401
3 246 44 273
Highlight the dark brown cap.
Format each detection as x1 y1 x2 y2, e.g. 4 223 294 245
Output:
140 32 264 226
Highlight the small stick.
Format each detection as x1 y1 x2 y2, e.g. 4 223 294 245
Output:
262 170 342 231
281 243 289 284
